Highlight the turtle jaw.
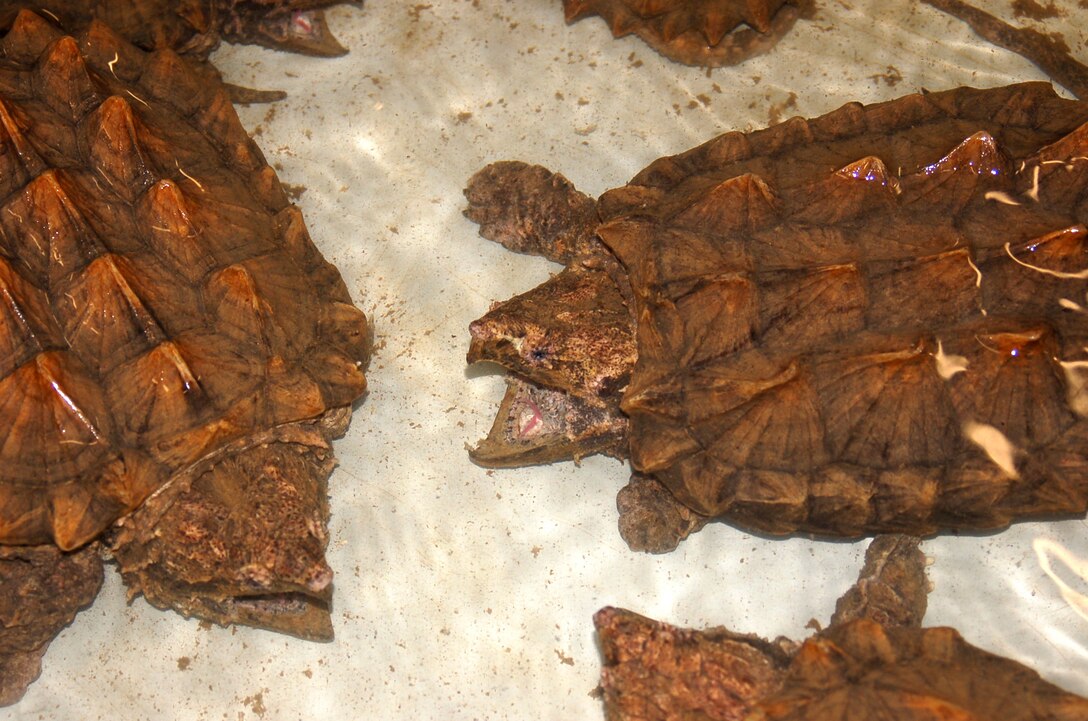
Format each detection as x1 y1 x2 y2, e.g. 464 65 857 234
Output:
126 532 337 641
148 577 336 642
216 2 351 57
468 375 629 468
467 317 632 466
467 264 637 467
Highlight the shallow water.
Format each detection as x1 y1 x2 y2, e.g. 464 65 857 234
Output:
6 2 1088 719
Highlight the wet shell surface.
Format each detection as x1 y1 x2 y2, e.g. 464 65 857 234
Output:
0 9 368 704
563 0 812 67
466 82 1088 551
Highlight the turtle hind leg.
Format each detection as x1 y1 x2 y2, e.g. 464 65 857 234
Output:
617 475 710 553
463 161 601 264
831 535 928 629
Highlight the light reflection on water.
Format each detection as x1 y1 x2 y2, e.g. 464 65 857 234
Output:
1036 538 1088 625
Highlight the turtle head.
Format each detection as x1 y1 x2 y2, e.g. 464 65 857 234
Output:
467 265 636 467
213 0 352 56
111 433 341 641
463 161 636 467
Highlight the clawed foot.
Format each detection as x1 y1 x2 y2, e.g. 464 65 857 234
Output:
464 161 600 264
617 475 710 553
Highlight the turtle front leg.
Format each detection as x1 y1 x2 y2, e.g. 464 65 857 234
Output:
464 161 602 264
0 544 103 706
617 474 710 553
830 534 928 629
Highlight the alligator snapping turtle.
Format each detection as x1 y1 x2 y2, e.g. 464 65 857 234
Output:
1 0 358 102
466 82 1088 552
0 10 369 704
563 0 814 67
595 535 1088 720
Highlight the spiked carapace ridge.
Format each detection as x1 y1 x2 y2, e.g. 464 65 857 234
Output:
0 10 369 704
563 0 814 67
595 536 1088 720
466 82 1088 552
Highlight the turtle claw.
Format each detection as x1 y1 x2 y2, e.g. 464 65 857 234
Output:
224 82 289 104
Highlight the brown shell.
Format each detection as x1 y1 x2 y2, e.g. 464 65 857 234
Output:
563 0 812 67
604 83 1088 537
0 10 369 550
754 620 1088 721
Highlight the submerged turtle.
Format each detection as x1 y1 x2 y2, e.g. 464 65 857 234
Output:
466 82 1088 552
1 0 360 102
595 535 1088 720
0 10 369 704
562 0 814 67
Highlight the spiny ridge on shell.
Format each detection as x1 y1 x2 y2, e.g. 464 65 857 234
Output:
600 83 1088 536
0 9 369 550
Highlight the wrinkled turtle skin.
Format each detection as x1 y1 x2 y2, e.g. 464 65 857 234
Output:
563 0 814 67
466 82 1088 552
595 536 1088 721
0 1 359 102
0 10 369 704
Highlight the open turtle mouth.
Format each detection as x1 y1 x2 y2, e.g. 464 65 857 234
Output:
219 2 350 56
469 375 629 467
466 262 637 467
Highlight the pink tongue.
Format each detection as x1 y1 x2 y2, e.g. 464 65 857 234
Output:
290 11 315 38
